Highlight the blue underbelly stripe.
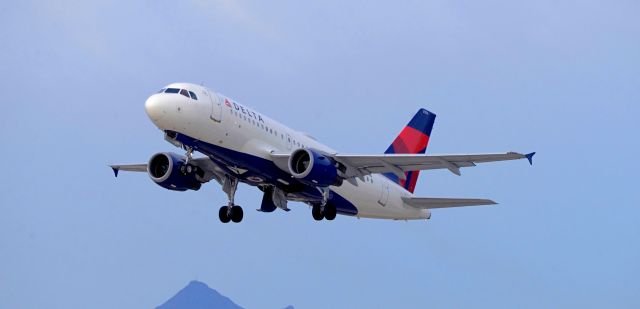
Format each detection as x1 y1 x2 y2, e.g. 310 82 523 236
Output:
170 131 358 216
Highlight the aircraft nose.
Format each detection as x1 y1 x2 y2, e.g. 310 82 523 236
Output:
145 94 165 122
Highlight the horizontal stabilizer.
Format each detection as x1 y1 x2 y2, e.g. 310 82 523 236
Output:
402 197 497 209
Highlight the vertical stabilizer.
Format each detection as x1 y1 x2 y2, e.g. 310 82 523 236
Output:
383 109 436 193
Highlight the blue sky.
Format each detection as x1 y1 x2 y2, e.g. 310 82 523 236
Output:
1 1 639 308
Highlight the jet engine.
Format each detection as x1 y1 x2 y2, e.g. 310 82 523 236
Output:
288 148 342 187
147 152 202 191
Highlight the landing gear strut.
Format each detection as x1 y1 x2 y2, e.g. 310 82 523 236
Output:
183 146 194 164
219 175 243 223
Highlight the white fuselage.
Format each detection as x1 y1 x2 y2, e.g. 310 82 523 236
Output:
145 83 430 220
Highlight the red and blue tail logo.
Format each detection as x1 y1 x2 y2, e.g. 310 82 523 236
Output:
383 108 436 193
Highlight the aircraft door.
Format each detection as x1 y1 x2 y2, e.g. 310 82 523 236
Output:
378 180 389 206
286 133 292 150
208 91 222 122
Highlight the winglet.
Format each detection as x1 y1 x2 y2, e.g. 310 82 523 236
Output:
525 152 536 165
111 166 119 177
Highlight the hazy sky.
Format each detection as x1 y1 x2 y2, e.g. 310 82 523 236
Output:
1 1 639 308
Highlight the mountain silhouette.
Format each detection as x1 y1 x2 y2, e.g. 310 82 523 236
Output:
156 281 245 309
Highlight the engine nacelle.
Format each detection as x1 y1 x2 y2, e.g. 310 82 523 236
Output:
288 148 342 187
147 152 202 191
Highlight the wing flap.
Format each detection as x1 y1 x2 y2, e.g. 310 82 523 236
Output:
402 197 497 209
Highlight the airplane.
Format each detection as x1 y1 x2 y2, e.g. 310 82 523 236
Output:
111 83 534 223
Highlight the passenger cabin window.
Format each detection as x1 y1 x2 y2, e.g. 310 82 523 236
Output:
165 88 180 93
179 89 190 98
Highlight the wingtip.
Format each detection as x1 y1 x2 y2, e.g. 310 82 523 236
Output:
525 152 536 165
111 166 119 177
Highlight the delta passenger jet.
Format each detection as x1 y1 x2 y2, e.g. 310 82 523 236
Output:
111 83 534 223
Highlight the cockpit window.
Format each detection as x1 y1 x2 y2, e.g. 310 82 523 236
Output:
161 87 198 100
188 91 198 100
158 88 166 93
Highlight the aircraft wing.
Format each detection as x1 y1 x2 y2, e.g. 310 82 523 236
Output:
333 152 535 179
402 197 497 209
272 151 535 179
109 164 147 177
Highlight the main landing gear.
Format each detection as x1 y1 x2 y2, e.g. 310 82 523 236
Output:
219 205 243 223
219 176 243 223
311 204 337 221
311 187 337 221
